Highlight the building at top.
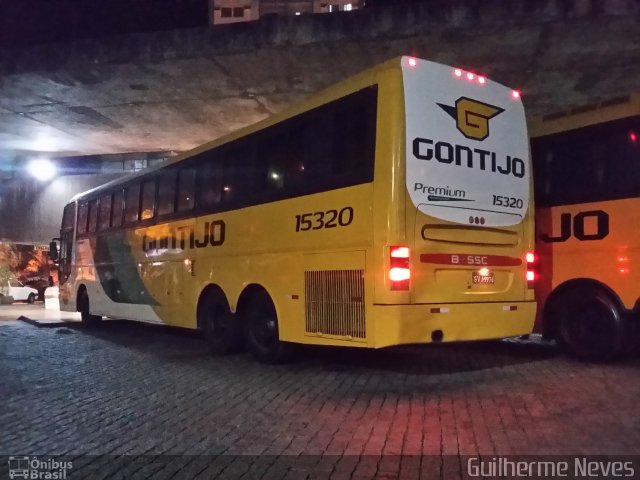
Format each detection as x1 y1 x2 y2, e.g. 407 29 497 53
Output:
210 0 361 25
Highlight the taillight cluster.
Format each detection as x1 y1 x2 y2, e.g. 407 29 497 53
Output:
390 246 410 291
526 251 536 287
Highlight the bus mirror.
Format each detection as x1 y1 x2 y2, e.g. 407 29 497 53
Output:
49 240 59 261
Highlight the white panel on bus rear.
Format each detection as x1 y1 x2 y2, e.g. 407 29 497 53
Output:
403 57 530 227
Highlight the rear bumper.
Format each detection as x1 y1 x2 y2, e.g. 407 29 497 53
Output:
371 301 536 348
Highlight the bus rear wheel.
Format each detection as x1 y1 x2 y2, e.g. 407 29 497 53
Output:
78 289 102 326
550 285 626 361
243 290 292 364
200 294 242 355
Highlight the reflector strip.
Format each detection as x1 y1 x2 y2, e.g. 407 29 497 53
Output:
430 307 450 314
502 305 517 311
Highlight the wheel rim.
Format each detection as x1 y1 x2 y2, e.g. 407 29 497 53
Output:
250 301 278 352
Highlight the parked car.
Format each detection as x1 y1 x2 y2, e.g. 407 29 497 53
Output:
2 278 38 303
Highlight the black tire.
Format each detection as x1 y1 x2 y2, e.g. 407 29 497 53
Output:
78 289 102 326
27 293 35 304
243 289 292 364
549 285 626 361
200 293 242 355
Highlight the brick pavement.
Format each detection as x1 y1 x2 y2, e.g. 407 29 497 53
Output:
0 314 639 479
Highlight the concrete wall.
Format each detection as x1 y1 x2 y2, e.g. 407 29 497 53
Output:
0 174 123 243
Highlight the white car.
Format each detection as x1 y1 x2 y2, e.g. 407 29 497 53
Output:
3 279 38 303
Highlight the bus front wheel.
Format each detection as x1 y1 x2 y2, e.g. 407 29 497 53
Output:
550 285 626 361
243 289 292 364
78 289 102 326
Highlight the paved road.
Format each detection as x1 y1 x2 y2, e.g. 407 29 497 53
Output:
1 305 639 479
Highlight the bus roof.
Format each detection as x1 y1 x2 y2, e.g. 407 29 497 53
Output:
528 93 640 138
70 56 407 204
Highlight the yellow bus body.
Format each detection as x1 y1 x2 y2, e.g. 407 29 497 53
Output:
59 57 536 353
530 95 640 357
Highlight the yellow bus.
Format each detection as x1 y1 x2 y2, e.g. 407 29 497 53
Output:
51 56 536 363
530 94 640 360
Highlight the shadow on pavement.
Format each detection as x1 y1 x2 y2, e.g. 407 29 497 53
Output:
63 319 565 375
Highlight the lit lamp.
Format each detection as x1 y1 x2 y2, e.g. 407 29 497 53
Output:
27 158 57 181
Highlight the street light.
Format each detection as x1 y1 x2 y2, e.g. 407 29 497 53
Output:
27 158 57 182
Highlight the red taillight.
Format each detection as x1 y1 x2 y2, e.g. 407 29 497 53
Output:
390 246 410 291
526 250 536 287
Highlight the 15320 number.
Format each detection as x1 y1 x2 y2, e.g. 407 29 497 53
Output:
295 207 354 232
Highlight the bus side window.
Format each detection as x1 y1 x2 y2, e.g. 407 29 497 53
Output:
333 87 377 184
157 170 177 217
223 142 257 205
197 153 223 209
112 190 124 228
124 183 141 225
140 178 156 221
77 202 89 234
258 128 289 195
98 194 112 231
177 167 196 212
87 199 99 233
303 108 334 192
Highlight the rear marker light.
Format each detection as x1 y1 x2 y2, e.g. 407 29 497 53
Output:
467 72 475 80
512 90 521 99
454 68 462 77
478 76 486 84
408 57 417 67
631 132 637 142
526 251 536 287
390 268 410 281
391 246 410 258
390 246 410 291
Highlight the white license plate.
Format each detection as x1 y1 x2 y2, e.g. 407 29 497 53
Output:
472 273 495 284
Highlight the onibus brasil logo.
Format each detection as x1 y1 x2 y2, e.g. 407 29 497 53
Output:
8 457 73 479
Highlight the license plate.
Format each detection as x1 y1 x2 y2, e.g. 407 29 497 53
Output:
472 273 495 284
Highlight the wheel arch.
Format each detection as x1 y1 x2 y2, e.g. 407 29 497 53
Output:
236 283 274 320
542 278 625 339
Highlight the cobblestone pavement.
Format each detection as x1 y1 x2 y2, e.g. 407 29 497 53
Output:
1 307 639 479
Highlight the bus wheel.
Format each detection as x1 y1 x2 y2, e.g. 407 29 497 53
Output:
243 289 292 364
551 285 625 361
77 289 102 326
200 294 242 355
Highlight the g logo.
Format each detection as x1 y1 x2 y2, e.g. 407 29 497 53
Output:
438 97 504 141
